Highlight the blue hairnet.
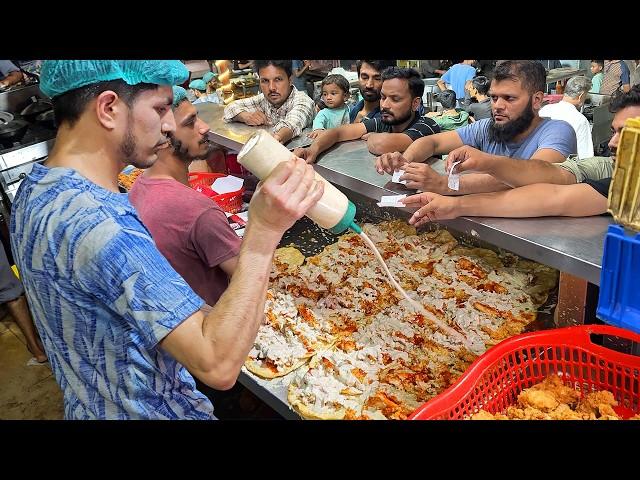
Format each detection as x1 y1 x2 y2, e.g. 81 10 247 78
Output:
188 79 207 91
172 86 189 108
202 72 215 83
40 60 189 98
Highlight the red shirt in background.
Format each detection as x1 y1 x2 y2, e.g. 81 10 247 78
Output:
129 176 241 307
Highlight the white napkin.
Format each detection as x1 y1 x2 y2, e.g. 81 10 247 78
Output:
377 194 407 207
391 169 407 185
212 175 244 194
448 161 461 191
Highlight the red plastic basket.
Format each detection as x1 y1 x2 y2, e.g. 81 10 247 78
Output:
410 325 640 419
188 172 245 214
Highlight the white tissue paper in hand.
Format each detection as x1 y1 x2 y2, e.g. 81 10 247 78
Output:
448 161 461 191
377 194 407 207
392 169 407 185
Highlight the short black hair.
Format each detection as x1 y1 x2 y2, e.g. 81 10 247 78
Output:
52 80 159 128
380 66 424 99
471 75 491 95
437 89 457 109
321 74 350 94
609 85 640 113
253 60 292 78
591 60 605 68
493 60 546 95
356 60 396 76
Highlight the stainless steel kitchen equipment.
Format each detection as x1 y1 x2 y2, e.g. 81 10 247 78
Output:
0 84 56 263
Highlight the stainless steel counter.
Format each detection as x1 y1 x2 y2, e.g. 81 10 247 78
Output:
196 103 260 151
314 139 611 286
196 102 313 151
238 368 301 419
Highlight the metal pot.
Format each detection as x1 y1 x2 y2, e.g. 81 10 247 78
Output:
0 111 30 146
35 109 56 129
20 96 53 123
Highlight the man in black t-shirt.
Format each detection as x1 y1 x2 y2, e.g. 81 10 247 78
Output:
294 67 440 164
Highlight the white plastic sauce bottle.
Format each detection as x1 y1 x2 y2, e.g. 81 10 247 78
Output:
237 130 361 234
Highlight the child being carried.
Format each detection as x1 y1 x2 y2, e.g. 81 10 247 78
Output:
308 74 351 139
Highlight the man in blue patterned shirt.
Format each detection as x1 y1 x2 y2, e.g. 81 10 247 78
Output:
9 60 324 419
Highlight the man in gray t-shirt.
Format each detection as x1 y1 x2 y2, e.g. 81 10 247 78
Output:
376 60 577 195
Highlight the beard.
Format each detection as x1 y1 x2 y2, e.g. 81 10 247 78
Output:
488 99 536 144
170 134 216 163
119 115 148 168
360 86 381 102
381 109 413 126
119 113 164 169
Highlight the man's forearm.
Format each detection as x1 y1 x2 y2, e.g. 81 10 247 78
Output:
4 71 22 86
367 133 412 155
455 183 607 217
308 128 340 157
200 222 280 377
403 136 437 163
446 173 511 195
274 126 293 144
489 157 576 187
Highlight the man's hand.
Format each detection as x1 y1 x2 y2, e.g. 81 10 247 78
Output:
271 131 285 143
400 162 447 193
402 192 460 226
292 147 317 164
249 158 324 234
307 129 324 139
446 145 496 174
375 151 410 175
238 111 268 126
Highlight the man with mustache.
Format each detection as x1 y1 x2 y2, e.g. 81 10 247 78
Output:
129 86 241 310
349 60 397 123
223 59 315 144
294 67 440 163
9 61 324 419
376 60 577 195
401 86 640 222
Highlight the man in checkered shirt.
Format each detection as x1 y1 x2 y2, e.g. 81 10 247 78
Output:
223 59 315 144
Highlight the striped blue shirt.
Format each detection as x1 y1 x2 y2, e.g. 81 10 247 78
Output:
10 163 213 419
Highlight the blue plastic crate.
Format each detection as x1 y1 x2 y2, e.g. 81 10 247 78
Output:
597 225 640 333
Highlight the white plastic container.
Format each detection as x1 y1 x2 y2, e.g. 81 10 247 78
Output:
237 130 359 233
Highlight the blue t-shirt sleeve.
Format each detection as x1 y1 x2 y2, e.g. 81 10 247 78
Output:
441 68 452 84
620 61 631 85
537 120 577 157
73 221 204 350
455 118 487 148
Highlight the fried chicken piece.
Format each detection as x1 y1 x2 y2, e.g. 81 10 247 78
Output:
505 406 527 419
470 410 496 420
576 390 619 418
533 375 581 406
518 389 559 412
549 403 583 420
522 406 552 420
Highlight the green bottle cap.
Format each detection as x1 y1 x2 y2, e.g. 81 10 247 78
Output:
328 201 358 234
